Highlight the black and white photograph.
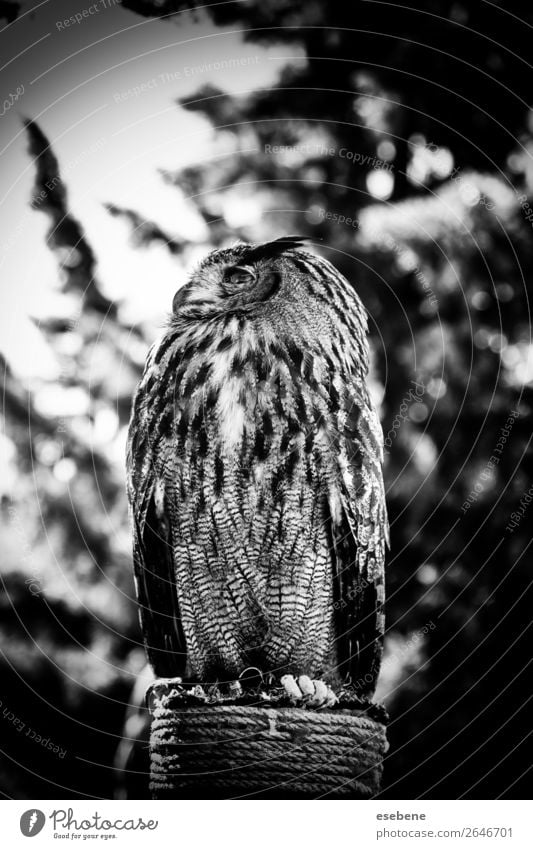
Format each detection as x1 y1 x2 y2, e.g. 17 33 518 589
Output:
0 0 531 837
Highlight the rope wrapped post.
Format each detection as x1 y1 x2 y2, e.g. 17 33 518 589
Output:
147 679 388 799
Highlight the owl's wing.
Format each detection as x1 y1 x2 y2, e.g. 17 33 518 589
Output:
126 375 186 679
327 392 388 695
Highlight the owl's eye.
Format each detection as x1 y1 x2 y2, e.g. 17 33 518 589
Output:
226 265 256 285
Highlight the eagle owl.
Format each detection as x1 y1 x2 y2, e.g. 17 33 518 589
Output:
127 236 387 700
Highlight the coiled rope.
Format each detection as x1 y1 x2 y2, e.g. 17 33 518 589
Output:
147 679 388 799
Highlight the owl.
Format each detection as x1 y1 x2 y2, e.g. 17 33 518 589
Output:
127 236 388 703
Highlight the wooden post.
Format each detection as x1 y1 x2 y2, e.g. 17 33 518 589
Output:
147 679 388 799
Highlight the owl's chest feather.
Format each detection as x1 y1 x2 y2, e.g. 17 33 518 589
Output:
212 368 247 448
201 334 269 450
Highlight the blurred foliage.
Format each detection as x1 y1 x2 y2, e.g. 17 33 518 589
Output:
1 0 533 798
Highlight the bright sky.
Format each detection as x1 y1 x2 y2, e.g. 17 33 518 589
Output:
0 0 304 378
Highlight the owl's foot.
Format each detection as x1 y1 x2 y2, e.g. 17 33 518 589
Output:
280 674 338 708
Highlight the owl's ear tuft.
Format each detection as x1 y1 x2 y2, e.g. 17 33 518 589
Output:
243 235 310 264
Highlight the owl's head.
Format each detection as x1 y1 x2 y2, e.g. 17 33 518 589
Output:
170 236 312 323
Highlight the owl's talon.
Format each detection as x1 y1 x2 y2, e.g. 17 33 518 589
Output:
325 686 339 708
282 675 338 707
191 685 207 700
281 674 303 701
308 679 328 706
308 679 339 708
297 675 315 696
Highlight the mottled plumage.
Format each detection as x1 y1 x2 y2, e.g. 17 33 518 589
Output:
127 237 388 696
